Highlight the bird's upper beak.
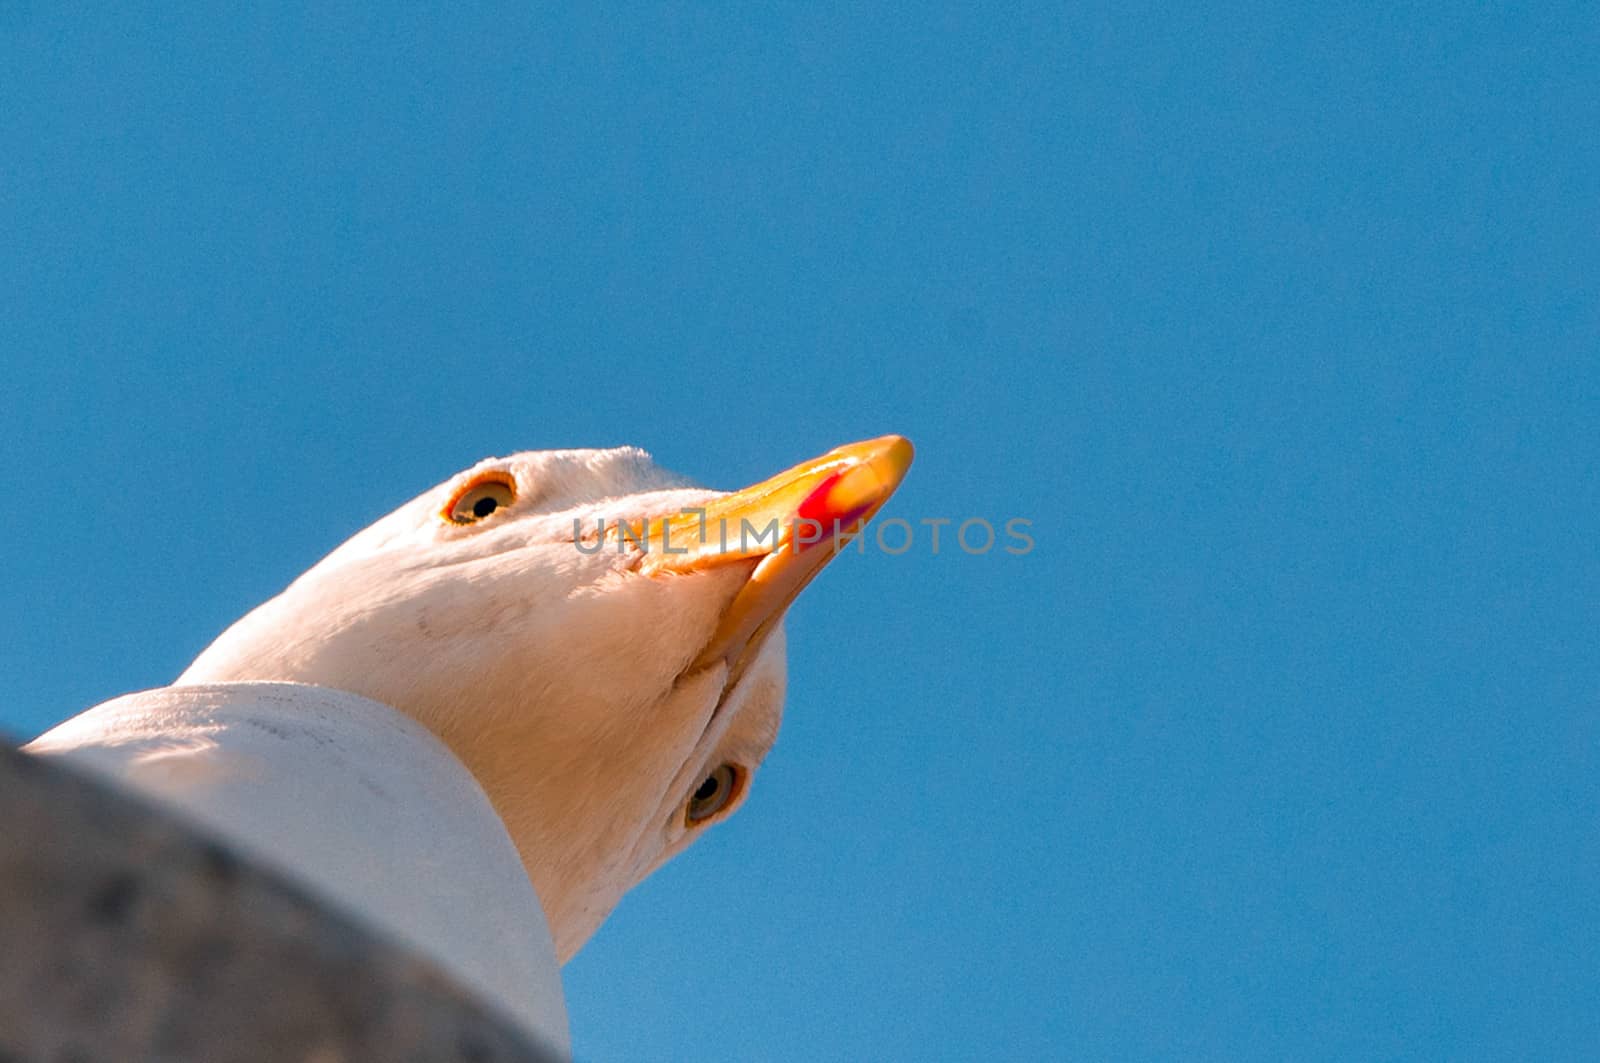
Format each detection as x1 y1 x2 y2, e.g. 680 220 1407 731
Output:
627 435 913 678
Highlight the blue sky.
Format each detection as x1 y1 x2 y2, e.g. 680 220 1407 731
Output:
3 4 1596 1060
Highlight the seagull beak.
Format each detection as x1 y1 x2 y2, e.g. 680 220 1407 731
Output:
635 434 914 678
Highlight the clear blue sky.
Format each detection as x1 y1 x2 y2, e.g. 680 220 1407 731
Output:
3 5 1596 1060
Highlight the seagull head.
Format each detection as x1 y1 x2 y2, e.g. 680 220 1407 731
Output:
178 435 912 960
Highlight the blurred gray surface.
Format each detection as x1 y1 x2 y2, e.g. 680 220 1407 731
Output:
0 742 563 1062
26 683 569 1051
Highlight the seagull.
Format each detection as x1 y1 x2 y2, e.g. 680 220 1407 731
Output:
83 434 912 966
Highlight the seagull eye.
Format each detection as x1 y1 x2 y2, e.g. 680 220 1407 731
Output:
445 474 517 525
686 764 741 825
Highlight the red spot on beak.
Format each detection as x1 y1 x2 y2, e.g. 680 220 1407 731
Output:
794 470 874 551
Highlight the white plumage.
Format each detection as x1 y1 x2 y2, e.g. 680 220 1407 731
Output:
28 437 911 1033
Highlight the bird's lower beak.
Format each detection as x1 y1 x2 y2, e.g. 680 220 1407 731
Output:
632 434 913 678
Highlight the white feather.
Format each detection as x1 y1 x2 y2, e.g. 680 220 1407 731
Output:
174 446 791 960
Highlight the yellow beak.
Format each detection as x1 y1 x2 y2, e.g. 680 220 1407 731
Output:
629 434 913 678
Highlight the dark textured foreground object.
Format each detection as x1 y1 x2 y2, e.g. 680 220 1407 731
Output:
0 743 561 1063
